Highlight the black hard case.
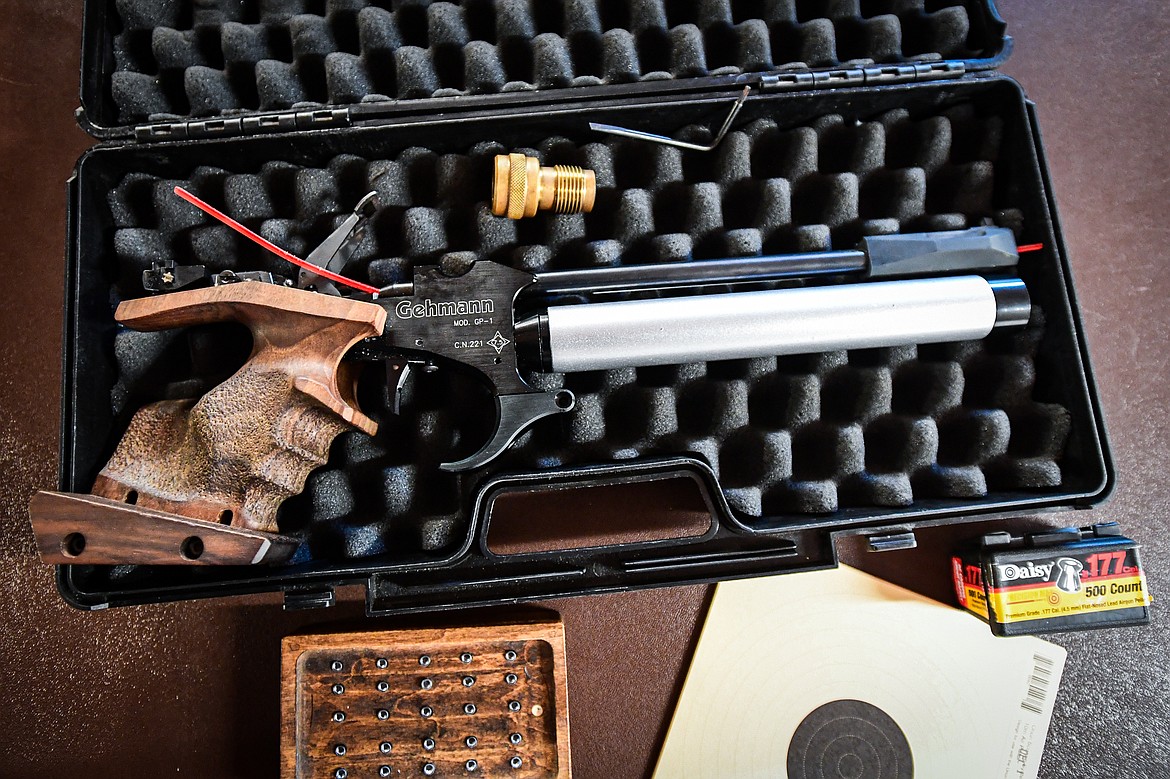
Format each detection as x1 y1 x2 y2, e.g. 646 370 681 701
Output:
58 0 1111 614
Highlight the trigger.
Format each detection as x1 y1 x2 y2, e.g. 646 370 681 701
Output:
440 390 575 472
386 358 436 414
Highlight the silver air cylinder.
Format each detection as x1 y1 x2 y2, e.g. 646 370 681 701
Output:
524 276 1029 373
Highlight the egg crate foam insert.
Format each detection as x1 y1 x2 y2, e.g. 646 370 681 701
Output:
82 92 1078 569
106 0 999 123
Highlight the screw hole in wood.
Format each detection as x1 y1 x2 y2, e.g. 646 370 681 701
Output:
61 532 86 557
180 536 204 560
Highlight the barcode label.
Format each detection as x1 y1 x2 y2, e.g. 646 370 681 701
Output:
1020 653 1055 714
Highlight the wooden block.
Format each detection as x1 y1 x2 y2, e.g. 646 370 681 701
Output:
29 490 299 565
281 621 571 779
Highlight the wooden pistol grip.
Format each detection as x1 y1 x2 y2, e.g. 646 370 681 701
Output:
91 283 386 533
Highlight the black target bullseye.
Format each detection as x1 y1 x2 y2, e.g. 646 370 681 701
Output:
786 699 913 779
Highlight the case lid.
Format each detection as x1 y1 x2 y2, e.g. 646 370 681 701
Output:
81 0 1009 141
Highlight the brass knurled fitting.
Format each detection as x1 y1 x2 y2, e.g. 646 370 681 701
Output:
491 153 596 219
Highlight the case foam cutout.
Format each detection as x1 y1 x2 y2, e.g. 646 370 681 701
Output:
109 0 991 122
103 100 1070 562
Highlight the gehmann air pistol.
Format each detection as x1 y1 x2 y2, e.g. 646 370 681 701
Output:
29 175 1035 566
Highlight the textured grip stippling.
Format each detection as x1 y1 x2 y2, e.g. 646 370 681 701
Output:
91 282 386 534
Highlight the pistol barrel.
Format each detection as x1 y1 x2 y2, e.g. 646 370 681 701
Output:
515 275 1029 373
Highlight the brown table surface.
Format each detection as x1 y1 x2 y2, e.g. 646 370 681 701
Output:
1 1 1166 775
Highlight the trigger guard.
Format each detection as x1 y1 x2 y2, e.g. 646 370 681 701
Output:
440 390 575 472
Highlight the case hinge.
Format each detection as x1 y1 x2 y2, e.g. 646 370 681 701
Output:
759 61 964 92
134 107 351 142
866 530 918 552
283 585 336 611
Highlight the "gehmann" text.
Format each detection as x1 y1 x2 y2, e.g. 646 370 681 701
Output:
395 298 495 319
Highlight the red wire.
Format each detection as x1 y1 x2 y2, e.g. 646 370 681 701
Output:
1016 243 1044 253
173 186 380 295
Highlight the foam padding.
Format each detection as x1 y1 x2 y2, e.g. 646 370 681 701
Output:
100 97 1068 561
107 0 998 122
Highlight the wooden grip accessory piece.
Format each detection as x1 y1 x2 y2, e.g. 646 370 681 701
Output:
29 281 386 566
282 620 571 778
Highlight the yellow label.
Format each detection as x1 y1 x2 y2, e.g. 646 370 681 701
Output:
988 573 1150 624
962 583 989 619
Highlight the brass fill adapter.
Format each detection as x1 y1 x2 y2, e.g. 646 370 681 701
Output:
492 153 596 219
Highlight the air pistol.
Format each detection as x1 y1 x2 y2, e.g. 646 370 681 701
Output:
29 185 1033 566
